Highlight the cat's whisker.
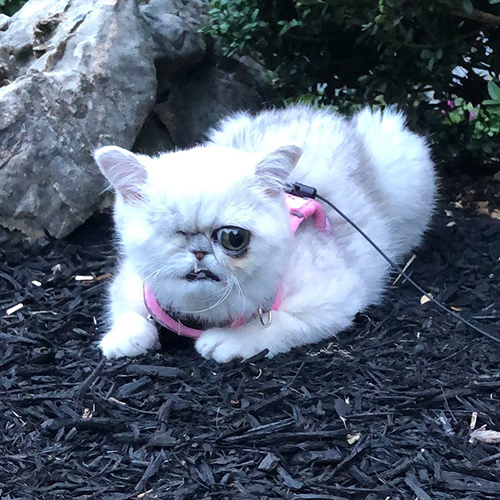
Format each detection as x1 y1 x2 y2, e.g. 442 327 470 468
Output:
184 277 238 302
143 267 237 309
143 256 240 304
231 275 247 319
141 262 172 285
178 280 235 314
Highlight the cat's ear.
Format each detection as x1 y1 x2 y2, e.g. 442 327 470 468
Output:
255 145 302 196
94 146 147 202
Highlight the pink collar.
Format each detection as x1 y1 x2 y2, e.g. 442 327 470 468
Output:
144 194 330 339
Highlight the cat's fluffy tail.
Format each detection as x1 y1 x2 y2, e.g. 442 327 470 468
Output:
352 108 437 254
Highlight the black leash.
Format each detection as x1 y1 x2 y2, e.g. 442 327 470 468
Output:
288 182 500 345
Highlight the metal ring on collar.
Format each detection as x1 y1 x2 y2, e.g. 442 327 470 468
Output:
258 307 272 327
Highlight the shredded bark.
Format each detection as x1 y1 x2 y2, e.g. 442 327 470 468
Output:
1 174 499 499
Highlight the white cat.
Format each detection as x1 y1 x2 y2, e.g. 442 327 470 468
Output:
94 105 436 362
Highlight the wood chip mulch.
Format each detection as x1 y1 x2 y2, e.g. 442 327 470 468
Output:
1 174 499 500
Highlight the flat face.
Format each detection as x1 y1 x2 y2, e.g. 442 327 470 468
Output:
110 145 292 323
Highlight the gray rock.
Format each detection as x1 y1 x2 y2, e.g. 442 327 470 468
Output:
154 63 266 149
134 58 270 156
136 0 271 152
0 14 9 32
133 114 175 156
140 0 207 79
0 0 156 240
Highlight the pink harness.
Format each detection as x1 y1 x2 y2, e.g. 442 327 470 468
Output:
144 193 330 339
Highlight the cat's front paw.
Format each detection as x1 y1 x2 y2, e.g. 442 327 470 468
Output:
100 313 160 359
196 328 265 363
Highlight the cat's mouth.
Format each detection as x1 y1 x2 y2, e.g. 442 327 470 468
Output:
185 270 221 282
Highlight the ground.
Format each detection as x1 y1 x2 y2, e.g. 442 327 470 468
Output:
1 172 499 500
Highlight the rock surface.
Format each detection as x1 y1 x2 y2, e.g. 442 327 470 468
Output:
0 0 156 240
153 63 266 150
134 0 271 155
0 0 269 241
140 0 207 81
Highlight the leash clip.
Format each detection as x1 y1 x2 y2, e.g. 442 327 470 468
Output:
287 182 317 199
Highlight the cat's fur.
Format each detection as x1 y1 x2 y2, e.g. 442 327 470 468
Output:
95 105 436 362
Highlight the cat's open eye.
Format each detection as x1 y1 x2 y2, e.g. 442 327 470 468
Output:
214 227 250 255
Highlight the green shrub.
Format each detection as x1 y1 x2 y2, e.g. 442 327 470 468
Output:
203 0 500 166
0 0 27 16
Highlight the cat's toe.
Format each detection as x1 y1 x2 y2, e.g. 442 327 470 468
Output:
100 313 159 359
196 329 262 363
195 329 227 359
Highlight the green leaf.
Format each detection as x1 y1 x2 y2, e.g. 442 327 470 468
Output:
485 104 500 116
278 18 301 36
461 0 473 13
487 81 500 102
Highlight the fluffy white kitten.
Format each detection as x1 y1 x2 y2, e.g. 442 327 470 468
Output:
95 105 436 362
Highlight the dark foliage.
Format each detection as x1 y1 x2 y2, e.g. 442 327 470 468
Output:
0 0 27 16
203 0 500 166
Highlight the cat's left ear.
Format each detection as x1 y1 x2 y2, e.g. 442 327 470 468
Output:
94 146 147 203
255 145 302 196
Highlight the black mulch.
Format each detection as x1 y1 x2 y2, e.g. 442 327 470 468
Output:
1 173 499 500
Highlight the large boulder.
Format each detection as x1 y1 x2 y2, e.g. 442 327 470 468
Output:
0 0 270 242
0 0 156 240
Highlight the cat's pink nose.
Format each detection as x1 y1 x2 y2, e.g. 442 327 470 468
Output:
194 251 207 261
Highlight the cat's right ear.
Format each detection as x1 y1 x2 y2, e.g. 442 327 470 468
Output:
255 145 302 196
94 146 147 203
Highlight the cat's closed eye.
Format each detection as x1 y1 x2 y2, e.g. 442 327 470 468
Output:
213 227 250 256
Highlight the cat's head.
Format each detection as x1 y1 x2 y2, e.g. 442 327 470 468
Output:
95 144 302 325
